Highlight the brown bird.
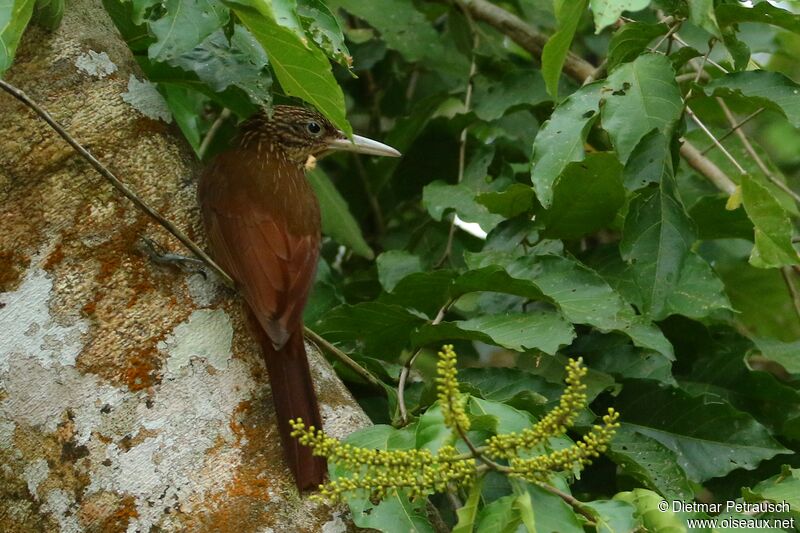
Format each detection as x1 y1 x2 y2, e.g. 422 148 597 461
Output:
198 106 400 490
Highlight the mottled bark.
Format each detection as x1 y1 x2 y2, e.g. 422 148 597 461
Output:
0 2 369 531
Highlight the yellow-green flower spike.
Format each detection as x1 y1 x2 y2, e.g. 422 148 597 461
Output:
436 344 471 433
289 351 619 504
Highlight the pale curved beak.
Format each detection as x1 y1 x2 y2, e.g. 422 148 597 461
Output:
327 133 401 157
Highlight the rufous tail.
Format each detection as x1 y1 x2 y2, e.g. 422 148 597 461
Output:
249 311 326 490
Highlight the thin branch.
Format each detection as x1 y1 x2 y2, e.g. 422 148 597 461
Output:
198 108 231 160
304 327 386 392
452 0 595 81
0 78 235 288
781 267 800 324
679 139 738 195
397 300 453 424
686 107 747 175
0 78 384 392
716 98 800 205
700 108 764 154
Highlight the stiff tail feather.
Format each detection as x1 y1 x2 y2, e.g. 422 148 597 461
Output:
248 310 327 490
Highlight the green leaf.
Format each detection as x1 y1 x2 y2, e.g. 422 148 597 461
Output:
614 489 689 532
606 424 694 500
476 495 522 533
0 0 34 77
615 380 791 482
229 0 351 134
459 367 558 404
706 70 800 129
607 21 667 71
466 253 674 358
601 54 683 162
415 403 454 452
148 0 229 62
422 181 504 233
717 2 800 35
307 168 374 259
526 483 584 533
583 499 639 533
304 258 343 324
741 174 799 268
622 129 673 191
160 84 207 153
314 302 425 355
168 25 272 107
688 0 720 37
540 152 625 240
541 0 589 98
469 397 533 435
379 270 458 318
745 465 800 511
31 0 62 30
476 184 536 219
376 250 423 292
621 165 731 320
590 0 651 33
531 82 603 208
331 0 467 78
414 311 576 355
453 478 484 533
753 337 800 375
297 0 351 67
350 496 435 533
472 71 550 121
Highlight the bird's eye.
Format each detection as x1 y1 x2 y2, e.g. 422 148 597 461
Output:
306 121 322 136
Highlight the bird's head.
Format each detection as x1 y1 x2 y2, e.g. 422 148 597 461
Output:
240 105 400 164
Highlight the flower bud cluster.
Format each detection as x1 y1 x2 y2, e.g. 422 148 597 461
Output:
290 350 620 504
486 357 588 458
507 409 621 483
436 344 471 433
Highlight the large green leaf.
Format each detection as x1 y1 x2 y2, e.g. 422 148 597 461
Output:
590 0 651 33
229 0 351 133
296 0 350 66
601 53 683 162
607 425 693 499
475 495 522 533
717 1 800 35
583 499 639 533
741 174 799 268
307 168 374 259
423 180 504 233
168 25 272 107
466 253 674 358
744 465 800 512
541 0 588 98
0 0 34 77
453 478 483 533
148 0 229 62
330 0 467 78
472 71 550 121
615 380 791 482
706 70 800 129
688 0 720 37
376 250 423 292
314 302 425 355
531 82 603 207
753 337 800 375
621 166 731 320
607 21 667 71
413 311 575 355
540 152 625 240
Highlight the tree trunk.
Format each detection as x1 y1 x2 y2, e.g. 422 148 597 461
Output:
0 2 369 531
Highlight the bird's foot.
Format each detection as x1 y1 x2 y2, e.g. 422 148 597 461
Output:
139 237 208 278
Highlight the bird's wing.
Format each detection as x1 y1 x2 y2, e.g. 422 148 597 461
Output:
199 154 320 349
